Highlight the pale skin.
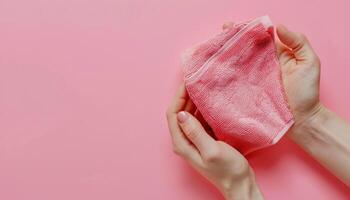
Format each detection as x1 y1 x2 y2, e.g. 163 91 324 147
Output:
166 23 350 199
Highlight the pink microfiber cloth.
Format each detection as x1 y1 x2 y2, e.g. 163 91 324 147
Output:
182 16 294 155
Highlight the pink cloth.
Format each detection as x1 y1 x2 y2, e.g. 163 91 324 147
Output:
182 16 294 155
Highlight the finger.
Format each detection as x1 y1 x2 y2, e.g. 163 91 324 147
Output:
275 39 294 65
184 98 196 114
276 25 318 63
222 21 234 31
166 84 202 164
275 38 290 57
177 111 218 158
168 83 188 113
274 27 295 65
194 109 215 138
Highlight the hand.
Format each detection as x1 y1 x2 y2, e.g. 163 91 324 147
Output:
275 25 323 132
276 25 350 186
166 84 264 200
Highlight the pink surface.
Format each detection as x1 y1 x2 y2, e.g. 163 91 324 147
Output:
0 0 349 199
183 17 294 155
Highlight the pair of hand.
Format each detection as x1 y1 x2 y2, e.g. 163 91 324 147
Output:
166 23 321 199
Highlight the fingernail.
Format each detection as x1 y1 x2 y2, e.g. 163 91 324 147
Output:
177 111 188 123
222 21 234 32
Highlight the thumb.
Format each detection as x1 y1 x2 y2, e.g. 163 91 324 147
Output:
276 25 318 63
177 111 217 156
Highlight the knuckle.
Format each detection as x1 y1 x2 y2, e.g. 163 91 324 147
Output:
235 162 251 176
297 32 307 42
172 146 184 156
185 126 199 140
308 54 321 67
204 148 221 162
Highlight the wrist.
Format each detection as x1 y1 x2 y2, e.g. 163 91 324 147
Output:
221 173 264 200
289 103 331 147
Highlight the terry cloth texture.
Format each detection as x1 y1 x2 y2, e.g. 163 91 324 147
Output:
182 16 294 155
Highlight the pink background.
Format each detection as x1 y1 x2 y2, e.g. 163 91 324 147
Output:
0 0 349 199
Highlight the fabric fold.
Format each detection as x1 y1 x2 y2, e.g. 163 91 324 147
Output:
182 16 294 155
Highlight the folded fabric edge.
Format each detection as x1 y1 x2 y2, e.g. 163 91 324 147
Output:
180 25 242 79
184 15 274 83
258 15 273 28
271 119 295 144
243 119 294 155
